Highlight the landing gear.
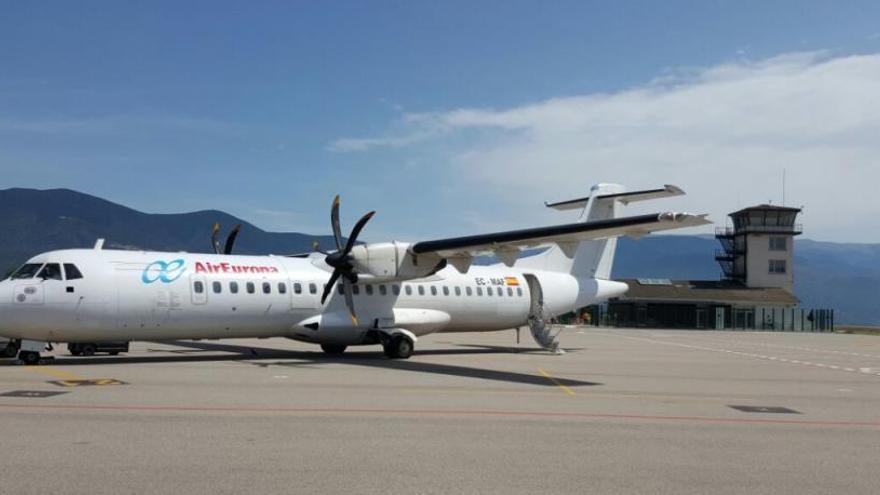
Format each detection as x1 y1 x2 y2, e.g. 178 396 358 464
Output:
383 335 414 359
2 340 20 358
18 351 40 366
320 344 347 355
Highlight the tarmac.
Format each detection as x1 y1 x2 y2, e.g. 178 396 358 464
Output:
1 328 879 494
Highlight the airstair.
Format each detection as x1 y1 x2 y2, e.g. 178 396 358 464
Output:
524 275 564 354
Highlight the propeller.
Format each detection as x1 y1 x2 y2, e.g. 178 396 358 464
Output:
211 223 243 255
319 195 375 326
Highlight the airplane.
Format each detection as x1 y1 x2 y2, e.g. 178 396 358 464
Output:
0 183 709 365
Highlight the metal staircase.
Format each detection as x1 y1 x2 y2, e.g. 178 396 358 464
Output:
527 303 564 354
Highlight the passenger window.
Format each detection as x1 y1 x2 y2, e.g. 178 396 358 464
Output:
405 285 412 296
476 287 482 296
486 287 493 296
365 285 374 295
309 283 317 294
454 286 461 296
392 285 400 296
278 282 287 294
212 281 222 294
10 263 43 280
230 281 239 294
37 263 62 281
417 286 425 296
517 287 523 297
379 285 387 296
262 282 271 294
194 281 205 294
442 286 449 296
246 282 255 294
294 282 302 294
353 285 360 295
466 287 472 296
63 263 83 280
507 287 513 296
430 286 437 296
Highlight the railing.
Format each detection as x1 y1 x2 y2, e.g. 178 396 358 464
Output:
715 224 803 236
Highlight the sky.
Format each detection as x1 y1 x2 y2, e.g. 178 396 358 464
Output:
2 1 879 242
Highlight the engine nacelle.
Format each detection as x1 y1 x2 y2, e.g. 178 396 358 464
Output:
348 242 444 282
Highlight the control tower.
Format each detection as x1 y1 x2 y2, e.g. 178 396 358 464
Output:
715 205 802 293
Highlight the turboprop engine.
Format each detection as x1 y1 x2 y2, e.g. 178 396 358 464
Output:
348 242 444 282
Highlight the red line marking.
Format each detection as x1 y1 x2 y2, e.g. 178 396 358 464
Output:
0 402 877 428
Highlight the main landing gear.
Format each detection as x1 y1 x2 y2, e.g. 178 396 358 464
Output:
382 335 414 359
320 344 348 355
18 351 40 366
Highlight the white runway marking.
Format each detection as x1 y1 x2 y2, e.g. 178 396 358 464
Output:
599 332 880 377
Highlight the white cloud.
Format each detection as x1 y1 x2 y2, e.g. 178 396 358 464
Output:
330 51 880 242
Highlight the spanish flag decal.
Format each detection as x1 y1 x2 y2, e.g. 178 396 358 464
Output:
505 277 520 286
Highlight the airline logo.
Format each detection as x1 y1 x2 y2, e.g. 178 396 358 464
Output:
142 259 186 284
504 277 520 286
194 261 279 274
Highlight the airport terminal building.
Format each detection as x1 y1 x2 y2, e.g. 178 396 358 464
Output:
600 205 834 331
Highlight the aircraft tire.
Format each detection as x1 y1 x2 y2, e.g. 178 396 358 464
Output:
388 335 413 359
81 344 97 357
19 351 40 366
68 343 82 356
320 344 347 355
2 342 19 358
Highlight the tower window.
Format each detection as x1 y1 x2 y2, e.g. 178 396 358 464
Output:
769 236 787 251
769 260 787 274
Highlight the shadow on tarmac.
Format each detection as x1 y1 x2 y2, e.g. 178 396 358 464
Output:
0 339 601 389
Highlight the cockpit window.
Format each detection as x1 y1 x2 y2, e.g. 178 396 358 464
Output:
64 264 83 280
10 263 44 280
37 263 63 281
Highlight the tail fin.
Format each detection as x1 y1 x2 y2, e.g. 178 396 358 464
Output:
516 184 684 279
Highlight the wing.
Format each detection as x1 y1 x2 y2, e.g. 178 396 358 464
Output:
410 212 710 267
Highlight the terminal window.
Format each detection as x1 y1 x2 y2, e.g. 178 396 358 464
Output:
769 259 787 274
769 236 787 251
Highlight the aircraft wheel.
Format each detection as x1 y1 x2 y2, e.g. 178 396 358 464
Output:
320 344 347 355
81 344 96 356
19 351 40 366
2 342 19 358
68 343 82 356
388 335 414 359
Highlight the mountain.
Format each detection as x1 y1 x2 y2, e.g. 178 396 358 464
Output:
0 188 338 276
614 236 880 325
2 188 877 325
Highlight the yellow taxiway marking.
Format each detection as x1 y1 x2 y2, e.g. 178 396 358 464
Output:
23 366 87 382
537 368 576 396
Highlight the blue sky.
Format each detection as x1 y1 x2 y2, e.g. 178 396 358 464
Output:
2 1 880 241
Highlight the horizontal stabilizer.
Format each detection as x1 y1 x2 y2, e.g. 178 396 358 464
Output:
545 184 685 211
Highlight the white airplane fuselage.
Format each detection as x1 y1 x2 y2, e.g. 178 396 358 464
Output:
0 248 627 346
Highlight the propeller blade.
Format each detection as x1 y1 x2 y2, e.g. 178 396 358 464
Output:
330 195 343 252
321 269 342 305
211 223 222 254
342 278 358 326
223 224 241 255
343 211 375 254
